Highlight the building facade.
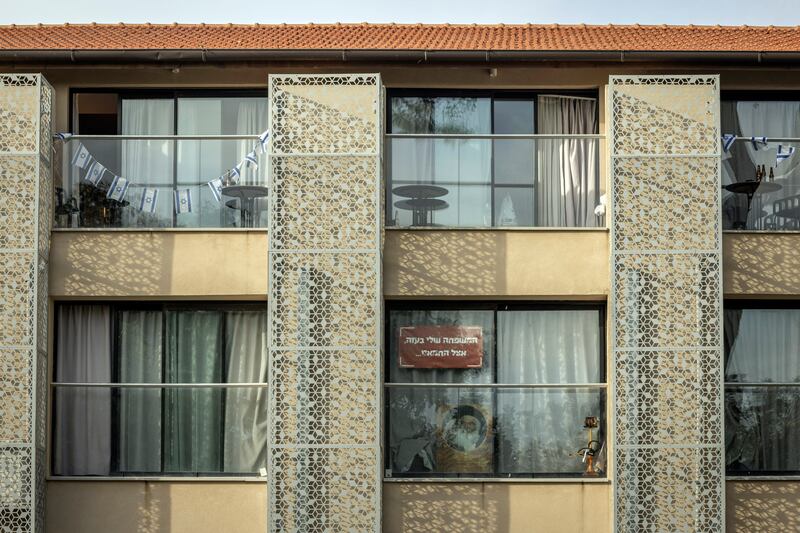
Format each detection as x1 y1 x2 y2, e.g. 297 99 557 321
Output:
0 23 799 533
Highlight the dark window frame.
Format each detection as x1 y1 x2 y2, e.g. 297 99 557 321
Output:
51 300 267 478
724 299 800 477
386 88 599 228
383 300 607 480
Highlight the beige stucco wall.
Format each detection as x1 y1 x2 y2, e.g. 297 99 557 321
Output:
47 480 794 532
45 481 268 533
723 232 800 298
48 230 268 299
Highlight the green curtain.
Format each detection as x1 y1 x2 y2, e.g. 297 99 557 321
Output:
164 310 224 472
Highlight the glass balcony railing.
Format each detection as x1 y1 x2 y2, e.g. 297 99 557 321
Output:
722 136 800 231
385 134 604 228
55 135 267 229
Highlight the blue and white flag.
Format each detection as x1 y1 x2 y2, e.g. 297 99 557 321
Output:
230 163 242 182
71 143 92 169
208 177 224 202
777 144 796 166
84 161 106 186
106 175 130 202
174 188 193 214
138 187 159 213
257 130 269 153
54 132 73 142
244 151 258 168
750 136 768 151
721 134 736 153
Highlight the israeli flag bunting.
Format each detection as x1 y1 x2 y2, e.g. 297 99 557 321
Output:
721 134 736 153
54 132 73 141
106 175 130 202
244 151 258 168
174 188 193 214
750 136 768 151
139 187 159 213
777 144 796 166
208 177 224 202
84 161 106 186
258 130 269 153
231 163 242 181
71 143 92 169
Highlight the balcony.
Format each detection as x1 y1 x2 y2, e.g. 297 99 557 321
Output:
55 135 267 229
385 133 604 228
723 135 800 231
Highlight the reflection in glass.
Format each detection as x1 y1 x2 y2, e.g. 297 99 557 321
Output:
724 307 800 473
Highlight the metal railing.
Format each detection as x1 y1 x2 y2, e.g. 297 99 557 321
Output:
55 134 267 230
385 133 605 229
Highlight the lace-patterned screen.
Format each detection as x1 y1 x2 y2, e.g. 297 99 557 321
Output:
267 74 382 533
610 76 724 533
0 73 52 533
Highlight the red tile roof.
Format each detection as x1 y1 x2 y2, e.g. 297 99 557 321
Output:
0 23 800 52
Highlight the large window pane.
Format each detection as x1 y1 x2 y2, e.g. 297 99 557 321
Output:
391 97 491 134
117 310 162 473
496 388 605 475
386 305 605 478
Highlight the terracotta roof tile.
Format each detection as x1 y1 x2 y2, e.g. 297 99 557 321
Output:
0 23 799 52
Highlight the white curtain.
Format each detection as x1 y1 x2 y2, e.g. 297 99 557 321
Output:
724 101 800 229
496 310 602 473
121 99 175 227
54 305 112 475
223 310 269 472
725 309 800 471
118 310 162 472
537 96 599 227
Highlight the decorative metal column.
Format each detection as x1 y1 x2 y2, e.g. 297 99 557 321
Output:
610 76 724 532
267 74 383 532
0 74 53 533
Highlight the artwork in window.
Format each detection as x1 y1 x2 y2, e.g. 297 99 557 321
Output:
386 306 605 477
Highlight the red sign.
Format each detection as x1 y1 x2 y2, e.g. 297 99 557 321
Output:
398 325 483 369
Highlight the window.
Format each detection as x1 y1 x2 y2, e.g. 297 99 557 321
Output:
62 90 268 229
52 303 267 476
724 302 800 475
721 92 800 231
386 90 600 228
385 302 606 478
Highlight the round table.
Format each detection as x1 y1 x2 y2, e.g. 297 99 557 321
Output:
222 185 269 228
723 180 782 230
393 185 449 226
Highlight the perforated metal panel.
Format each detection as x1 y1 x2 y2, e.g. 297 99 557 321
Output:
267 74 383 532
0 73 52 533
609 76 723 533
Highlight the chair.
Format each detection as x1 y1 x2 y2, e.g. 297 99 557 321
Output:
767 193 800 230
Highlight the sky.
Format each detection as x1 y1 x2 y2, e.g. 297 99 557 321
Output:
2 0 800 26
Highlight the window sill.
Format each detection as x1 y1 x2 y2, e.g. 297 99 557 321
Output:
383 477 610 484
385 226 609 232
47 476 268 482
52 228 268 233
726 476 800 481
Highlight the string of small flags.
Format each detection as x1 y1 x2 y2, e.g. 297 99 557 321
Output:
720 134 796 167
54 130 269 215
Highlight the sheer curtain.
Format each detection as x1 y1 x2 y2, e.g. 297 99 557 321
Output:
722 101 800 229
224 310 269 472
121 99 175 227
725 309 800 471
118 310 162 472
496 310 601 473
54 305 112 475
537 96 599 227
165 310 224 472
388 310 494 473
